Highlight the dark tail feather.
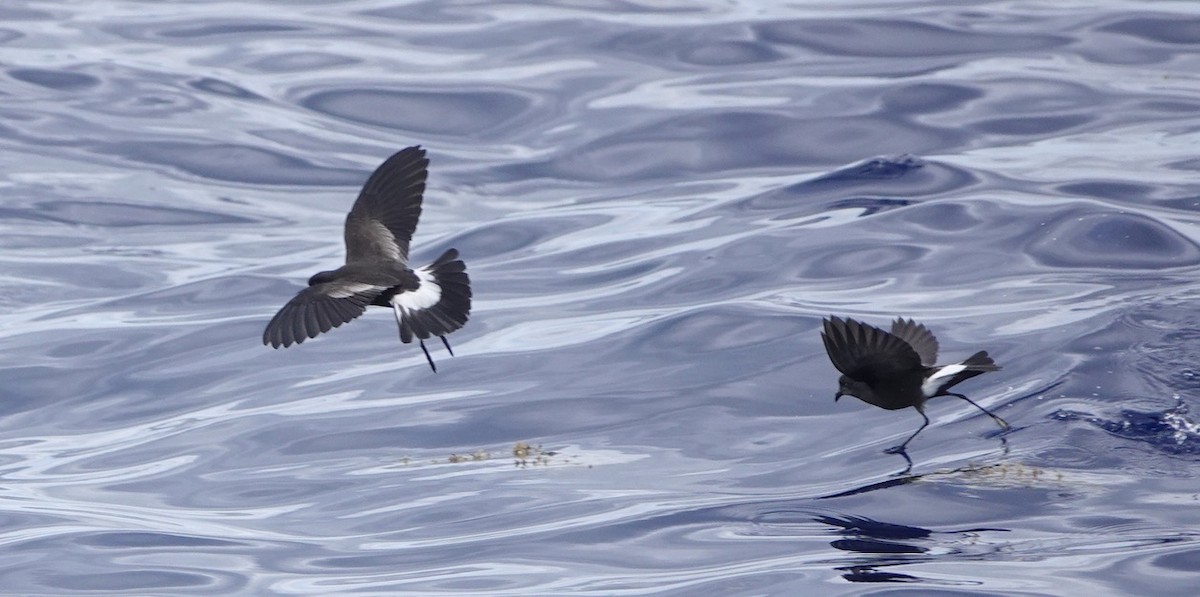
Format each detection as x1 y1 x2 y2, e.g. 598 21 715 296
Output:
962 350 999 372
933 351 1000 393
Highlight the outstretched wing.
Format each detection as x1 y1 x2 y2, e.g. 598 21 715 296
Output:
890 317 939 366
820 316 922 381
343 146 429 264
263 281 387 348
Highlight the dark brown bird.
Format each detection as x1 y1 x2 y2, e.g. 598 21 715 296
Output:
263 146 472 372
820 316 1008 454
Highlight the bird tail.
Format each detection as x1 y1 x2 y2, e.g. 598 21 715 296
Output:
393 248 472 344
961 350 999 372
927 351 999 394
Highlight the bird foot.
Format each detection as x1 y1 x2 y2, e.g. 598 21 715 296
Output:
885 446 914 476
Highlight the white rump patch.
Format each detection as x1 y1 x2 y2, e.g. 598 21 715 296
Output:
391 267 442 313
327 282 380 299
921 363 966 397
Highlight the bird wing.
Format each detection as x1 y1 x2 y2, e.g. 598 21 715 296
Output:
821 316 923 381
343 146 429 264
890 317 939 366
263 280 387 348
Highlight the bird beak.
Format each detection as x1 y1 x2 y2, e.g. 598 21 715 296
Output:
834 392 843 402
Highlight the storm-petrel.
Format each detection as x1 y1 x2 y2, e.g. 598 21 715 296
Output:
820 316 1008 454
263 146 472 372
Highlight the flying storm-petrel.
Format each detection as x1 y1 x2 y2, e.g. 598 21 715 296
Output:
263 146 472 372
820 316 1008 455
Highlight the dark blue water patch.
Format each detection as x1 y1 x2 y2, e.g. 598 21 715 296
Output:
69 75 210 118
1025 210 1200 270
263 424 420 455
101 141 367 185
159 21 307 39
187 77 263 100
360 2 486 23
678 39 787 66
245 51 360 73
518 113 953 182
74 532 242 549
972 114 1094 136
631 305 807 354
1137 99 1200 114
1054 402 1200 455
1152 546 1200 574
1099 16 1200 45
1057 181 1155 202
7 68 100 91
0 5 52 19
178 478 352 506
826 197 914 217
889 202 984 234
736 157 977 216
46 570 218 591
831 538 927 554
0 28 21 44
1166 157 1200 173
651 261 763 302
813 154 928 182
96 276 280 316
881 83 984 115
602 25 786 67
299 88 534 137
0 200 256 227
12 260 159 294
797 243 931 280
754 19 1068 57
0 366 62 416
440 214 607 262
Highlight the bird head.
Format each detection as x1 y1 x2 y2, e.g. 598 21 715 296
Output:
307 270 339 287
835 375 867 402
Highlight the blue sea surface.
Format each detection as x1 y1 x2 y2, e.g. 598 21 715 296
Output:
2 1 1200 595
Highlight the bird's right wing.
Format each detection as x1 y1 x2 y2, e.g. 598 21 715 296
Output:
263 281 387 348
343 146 429 264
821 316 923 381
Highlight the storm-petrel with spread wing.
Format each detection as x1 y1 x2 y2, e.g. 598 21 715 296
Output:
820 316 1008 454
263 146 471 372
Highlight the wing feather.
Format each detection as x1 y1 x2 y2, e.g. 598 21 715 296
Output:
821 316 923 381
890 317 939 366
263 281 385 348
343 146 429 264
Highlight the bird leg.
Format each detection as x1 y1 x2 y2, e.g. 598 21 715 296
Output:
886 409 930 454
441 335 454 356
419 339 437 373
944 392 1009 431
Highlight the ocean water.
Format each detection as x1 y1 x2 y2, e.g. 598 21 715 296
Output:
2 1 1200 595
